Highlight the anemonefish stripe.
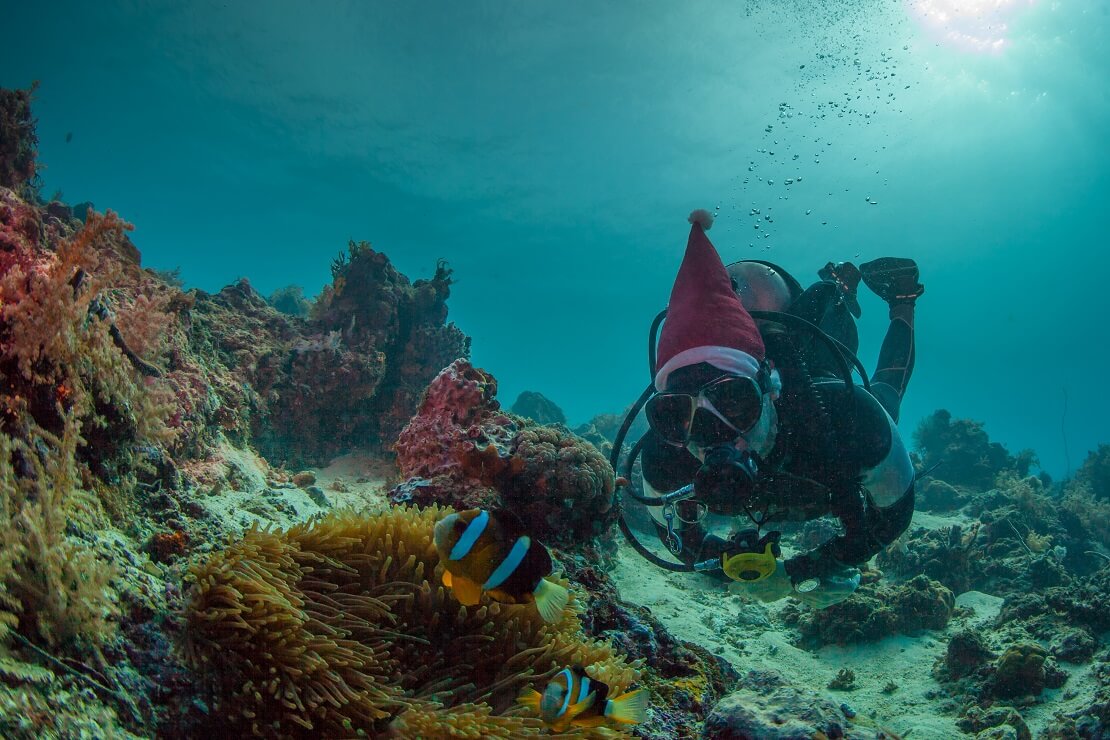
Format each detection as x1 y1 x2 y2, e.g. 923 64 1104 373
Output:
603 700 613 717
449 510 489 561
577 676 591 704
556 668 574 718
484 535 530 590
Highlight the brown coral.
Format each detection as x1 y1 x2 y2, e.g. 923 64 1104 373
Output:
183 505 640 738
0 417 118 649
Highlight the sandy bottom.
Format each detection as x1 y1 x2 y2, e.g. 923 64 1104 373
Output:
193 442 394 534
609 510 1101 738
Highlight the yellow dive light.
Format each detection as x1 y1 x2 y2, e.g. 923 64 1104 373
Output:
720 530 782 583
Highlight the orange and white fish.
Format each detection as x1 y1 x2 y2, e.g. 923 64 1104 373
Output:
519 664 648 731
433 508 569 623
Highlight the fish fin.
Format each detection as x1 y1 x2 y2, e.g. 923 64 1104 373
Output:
604 689 648 724
564 694 597 722
450 575 483 606
533 577 569 623
517 688 543 713
441 570 453 587
571 715 609 728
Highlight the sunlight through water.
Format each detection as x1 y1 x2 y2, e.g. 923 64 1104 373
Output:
906 0 1038 53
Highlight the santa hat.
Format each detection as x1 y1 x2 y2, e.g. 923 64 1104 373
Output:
654 209 765 391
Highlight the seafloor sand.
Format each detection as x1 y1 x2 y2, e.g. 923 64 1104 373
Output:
611 509 1102 738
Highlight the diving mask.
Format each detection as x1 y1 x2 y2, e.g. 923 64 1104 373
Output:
646 374 765 447
720 529 782 582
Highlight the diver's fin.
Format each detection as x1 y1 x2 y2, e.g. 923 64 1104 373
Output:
604 688 649 724
441 570 453 587
859 257 924 304
533 577 569 623
450 575 483 606
517 688 543 713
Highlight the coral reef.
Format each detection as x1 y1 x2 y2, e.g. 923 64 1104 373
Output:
184 505 640 737
913 409 1036 490
1072 444 1110 500
511 390 567 425
266 285 311 318
784 575 953 647
392 359 618 549
0 85 37 193
183 240 468 467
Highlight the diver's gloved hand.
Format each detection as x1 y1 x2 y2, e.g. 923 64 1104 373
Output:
727 559 794 603
784 556 861 609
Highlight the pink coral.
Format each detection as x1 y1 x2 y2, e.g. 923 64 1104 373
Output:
392 360 618 548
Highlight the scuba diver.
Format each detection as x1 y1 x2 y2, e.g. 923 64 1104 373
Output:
611 210 923 608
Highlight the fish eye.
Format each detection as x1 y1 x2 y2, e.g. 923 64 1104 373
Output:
454 519 468 532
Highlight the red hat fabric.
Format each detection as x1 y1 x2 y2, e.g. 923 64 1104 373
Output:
654 210 765 391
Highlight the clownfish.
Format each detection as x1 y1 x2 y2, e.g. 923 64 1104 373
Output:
519 664 648 731
433 508 569 623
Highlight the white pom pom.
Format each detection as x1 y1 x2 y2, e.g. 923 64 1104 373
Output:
688 209 714 230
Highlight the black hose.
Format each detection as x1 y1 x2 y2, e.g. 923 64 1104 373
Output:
647 309 667 378
749 309 858 393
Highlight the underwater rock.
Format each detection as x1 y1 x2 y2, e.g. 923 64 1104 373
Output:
957 707 1031 740
266 284 311 318
877 522 984 596
913 409 1035 490
786 576 951 647
990 643 1053 699
785 584 897 647
1041 649 1110 739
394 360 618 549
0 85 37 192
916 478 969 511
1049 627 1097 664
510 390 567 425
313 241 469 447
190 240 469 467
290 470 315 487
1072 444 1110 501
702 669 886 739
943 628 996 681
892 574 955 632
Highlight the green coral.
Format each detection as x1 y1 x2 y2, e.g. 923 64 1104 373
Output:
991 643 1049 699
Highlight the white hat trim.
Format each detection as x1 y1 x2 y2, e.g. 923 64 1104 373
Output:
654 346 760 392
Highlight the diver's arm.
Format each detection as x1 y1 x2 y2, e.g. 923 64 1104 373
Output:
787 482 914 580
785 387 916 581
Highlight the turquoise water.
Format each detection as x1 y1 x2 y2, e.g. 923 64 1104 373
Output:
3 0 1106 477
